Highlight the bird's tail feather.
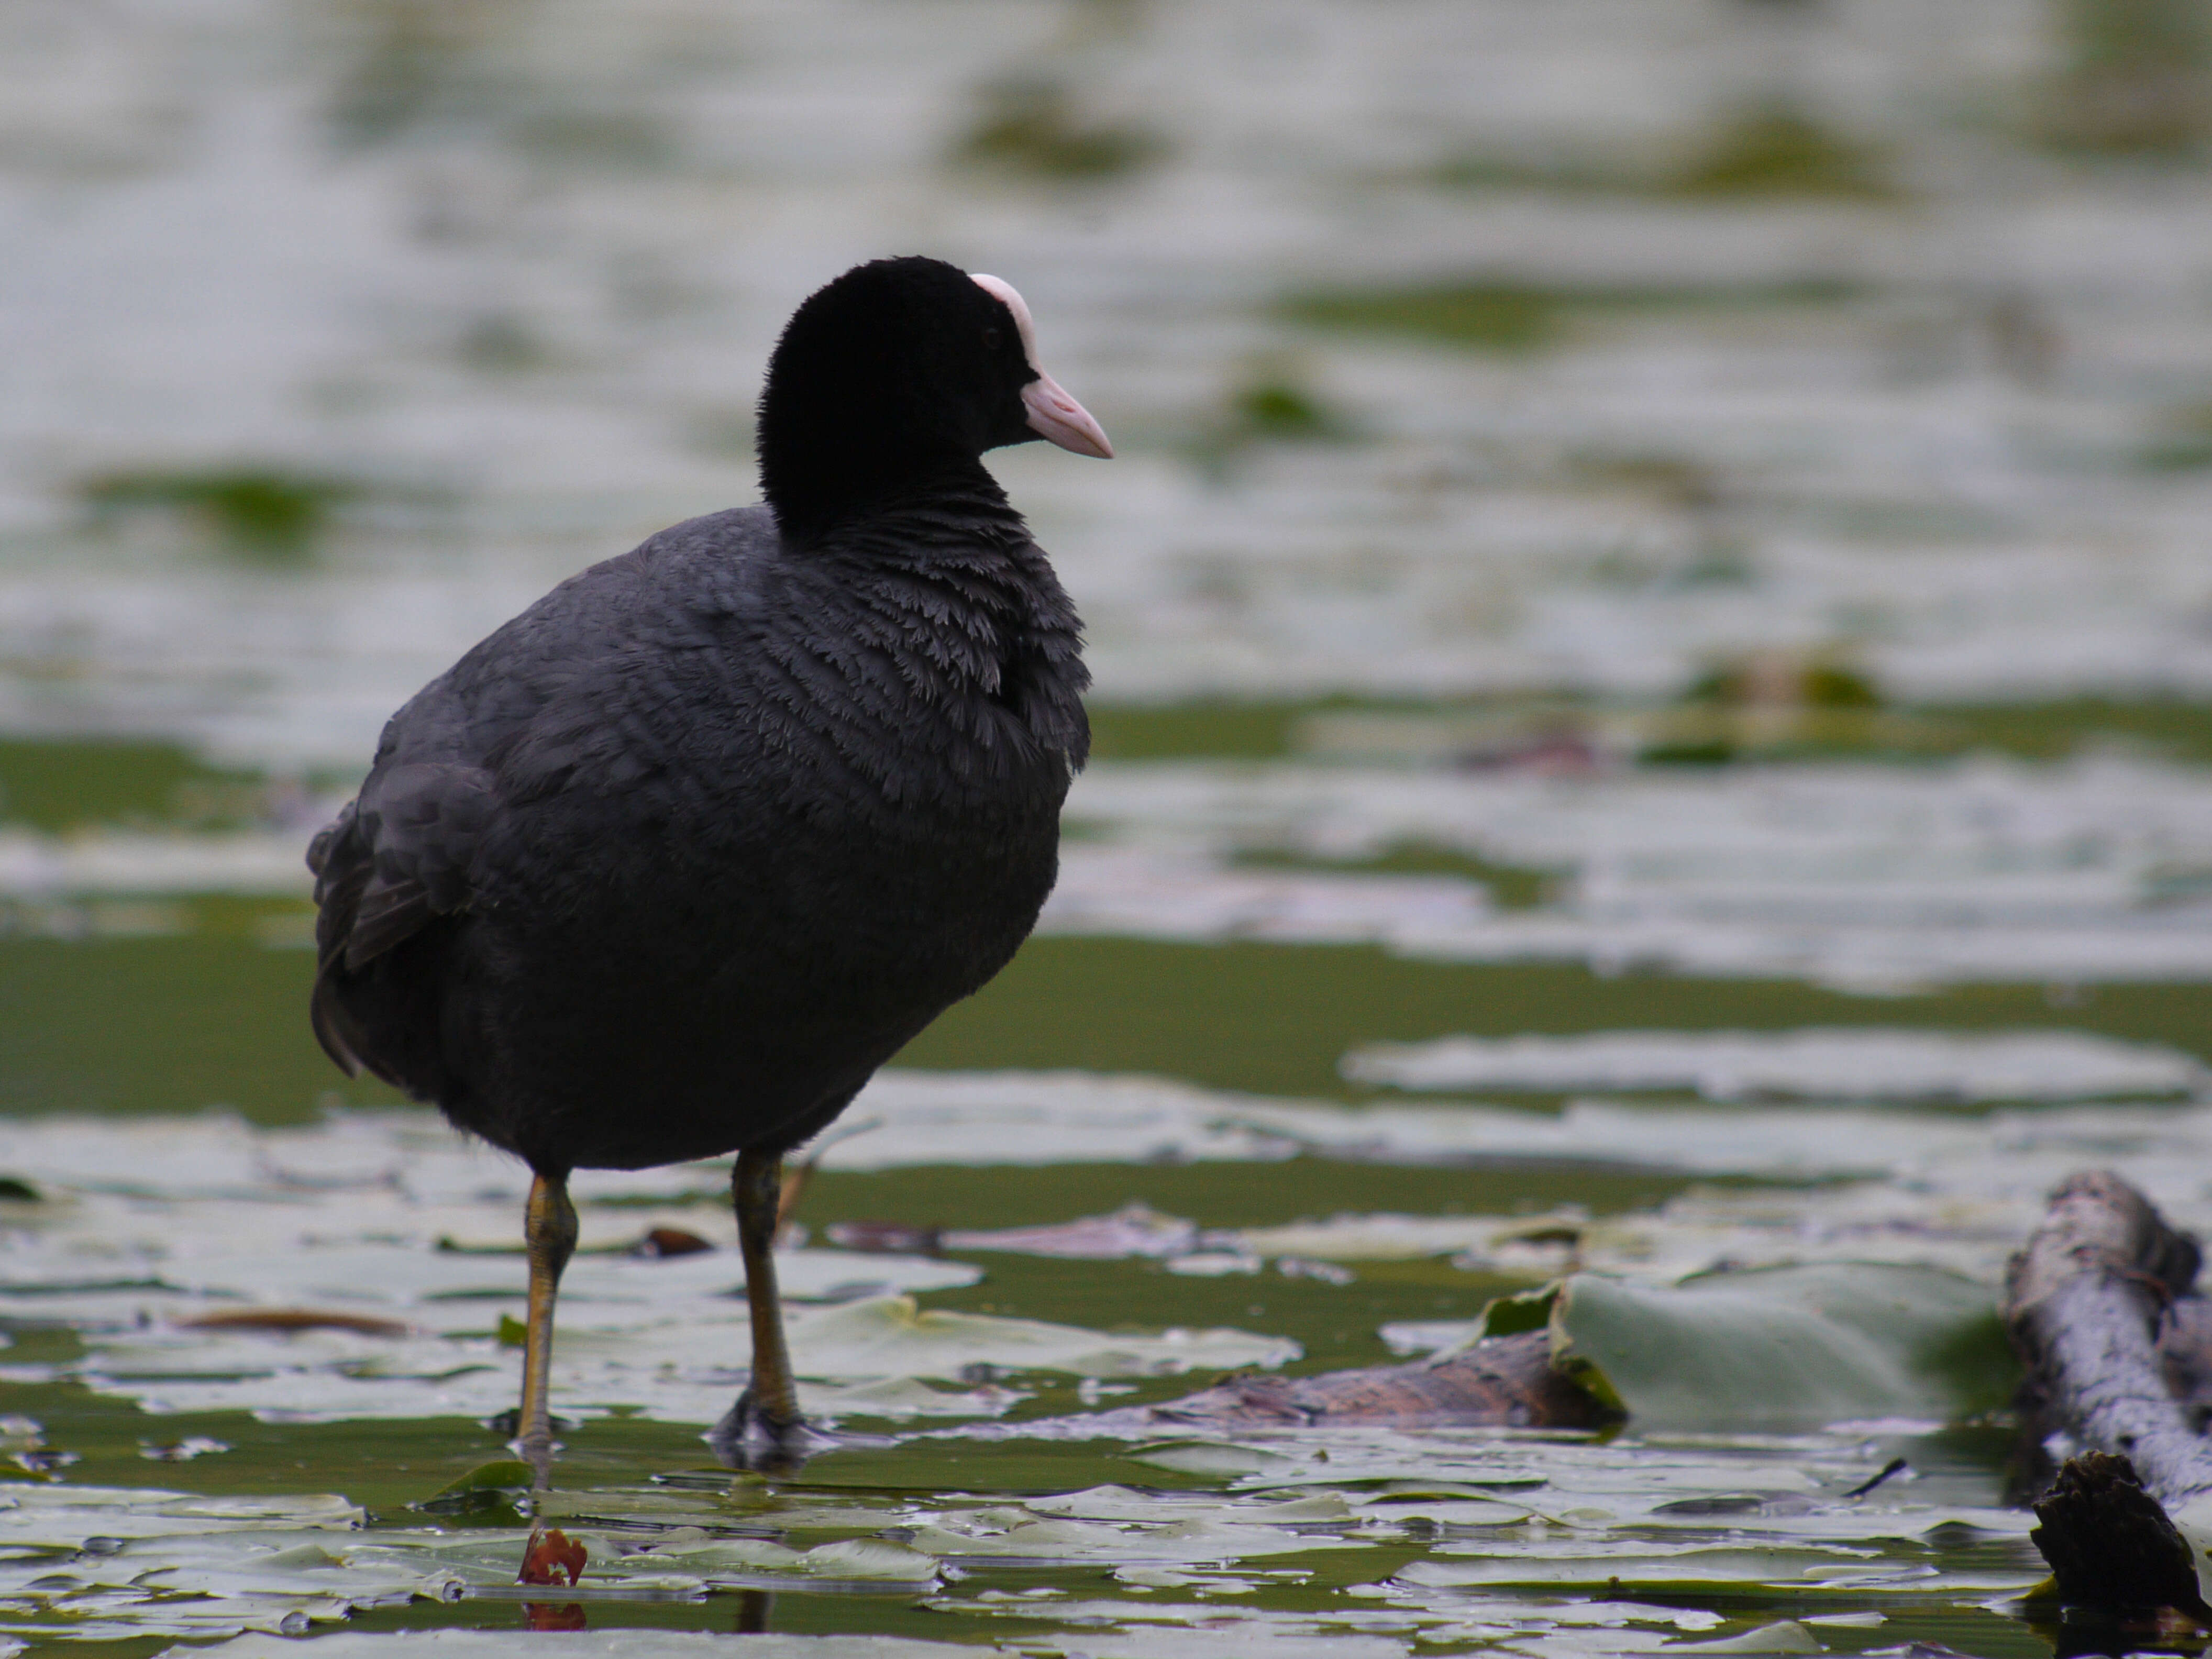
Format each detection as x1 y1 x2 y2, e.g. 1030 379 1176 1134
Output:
309 963 367 1080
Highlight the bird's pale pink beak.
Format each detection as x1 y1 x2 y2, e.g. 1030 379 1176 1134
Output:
1022 374 1113 459
971 272 1113 460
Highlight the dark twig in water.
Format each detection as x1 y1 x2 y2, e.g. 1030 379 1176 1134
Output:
1840 1457 1909 1499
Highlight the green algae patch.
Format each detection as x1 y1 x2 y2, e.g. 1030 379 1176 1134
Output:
953 79 1166 181
1672 105 1898 201
2042 0 2212 153
1229 378 1342 441
1429 103 1900 204
81 468 365 563
1284 282 1565 353
1085 692 2212 769
0 738 266 835
1281 277 1861 353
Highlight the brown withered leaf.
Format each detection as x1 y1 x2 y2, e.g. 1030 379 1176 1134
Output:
519 1528 588 1587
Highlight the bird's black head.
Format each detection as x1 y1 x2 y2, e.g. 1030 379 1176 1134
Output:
757 256 1110 545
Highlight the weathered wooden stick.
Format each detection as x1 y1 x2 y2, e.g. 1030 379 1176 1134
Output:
2004 1169 2212 1505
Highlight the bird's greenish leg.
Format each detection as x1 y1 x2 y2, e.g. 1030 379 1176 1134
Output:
736 1150 802 1432
517 1171 578 1489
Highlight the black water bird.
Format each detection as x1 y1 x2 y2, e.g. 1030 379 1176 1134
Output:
306 257 1110 1473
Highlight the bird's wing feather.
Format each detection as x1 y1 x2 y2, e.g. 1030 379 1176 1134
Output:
306 762 497 1077
319 762 499 969
302 507 781 1083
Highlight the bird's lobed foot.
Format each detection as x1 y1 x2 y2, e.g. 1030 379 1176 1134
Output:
707 1389 823 1475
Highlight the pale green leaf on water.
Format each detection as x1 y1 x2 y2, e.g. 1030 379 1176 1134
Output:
0 1486 362 1547
0 1436 2039 1643
40 1282 1289 1426
788 1539 941 1583
927 1596 1419 1657
1350 1476 1552 1497
620 1537 802 1574
1472 1262 2000 1431
1398 1530 2042 1596
923 1587 1720 1652
903 1512 1326 1565
1125 1442 1298 1477
1397 1548 1870 1589
1234 1208 1588 1265
1670 1620 1823 1653
1352 1497 1541 1529
778 1295 1300 1381
1025 1486 1352 1525
593 1534 937 1587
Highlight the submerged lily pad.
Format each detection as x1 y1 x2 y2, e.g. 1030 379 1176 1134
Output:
414 1461 531 1525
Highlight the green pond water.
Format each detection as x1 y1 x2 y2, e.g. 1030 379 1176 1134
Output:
15 1 2212 1646
1 715 2207 1659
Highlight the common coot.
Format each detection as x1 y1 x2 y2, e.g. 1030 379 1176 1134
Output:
307 256 1110 1475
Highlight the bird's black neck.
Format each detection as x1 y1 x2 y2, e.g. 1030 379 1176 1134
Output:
754 312 1015 552
802 479 1048 598
769 456 1017 546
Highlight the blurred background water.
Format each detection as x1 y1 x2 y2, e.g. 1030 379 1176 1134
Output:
5 2 2212 1653
8 0 2212 1114
10 0 2212 756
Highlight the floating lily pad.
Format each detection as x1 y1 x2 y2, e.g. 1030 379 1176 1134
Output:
1475 1263 2005 1431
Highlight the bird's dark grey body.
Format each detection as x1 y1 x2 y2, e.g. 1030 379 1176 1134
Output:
308 255 1112 1470
309 479 1088 1176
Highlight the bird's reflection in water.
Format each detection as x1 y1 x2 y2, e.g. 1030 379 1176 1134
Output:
736 1590 773 1634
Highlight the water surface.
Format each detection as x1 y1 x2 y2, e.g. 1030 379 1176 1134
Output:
7 1 2212 1653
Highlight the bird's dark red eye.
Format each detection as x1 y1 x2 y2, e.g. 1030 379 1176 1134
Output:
982 326 1003 351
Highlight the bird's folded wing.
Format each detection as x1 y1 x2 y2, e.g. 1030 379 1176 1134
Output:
312 762 499 969
306 762 497 1075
